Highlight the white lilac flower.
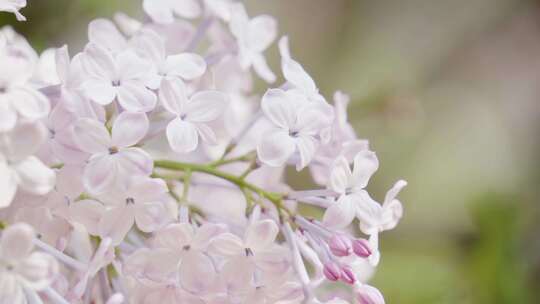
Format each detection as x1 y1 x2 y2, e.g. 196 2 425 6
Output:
80 43 157 112
96 176 172 245
322 151 379 229
72 112 153 194
229 2 277 83
0 122 55 208
257 88 330 170
0 223 59 302
0 49 49 132
159 78 229 153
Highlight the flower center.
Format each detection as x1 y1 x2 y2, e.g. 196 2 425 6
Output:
126 197 135 205
109 147 119 154
244 248 253 257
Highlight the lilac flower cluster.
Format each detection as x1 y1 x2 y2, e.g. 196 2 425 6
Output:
0 1 406 303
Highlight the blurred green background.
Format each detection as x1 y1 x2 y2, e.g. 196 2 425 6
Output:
2 0 539 303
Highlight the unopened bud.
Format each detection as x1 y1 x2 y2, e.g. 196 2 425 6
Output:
356 284 385 304
323 261 341 281
352 238 372 258
328 234 352 257
340 266 356 285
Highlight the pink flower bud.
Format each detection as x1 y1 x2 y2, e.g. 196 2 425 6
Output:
328 234 352 257
323 261 341 281
340 266 356 285
352 238 372 258
356 284 385 304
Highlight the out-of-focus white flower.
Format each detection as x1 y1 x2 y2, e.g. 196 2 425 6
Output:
0 223 59 302
0 52 49 131
257 89 330 170
0 122 55 208
81 43 156 112
159 78 229 153
322 151 379 229
229 3 277 83
72 112 152 194
0 0 26 21
143 0 201 24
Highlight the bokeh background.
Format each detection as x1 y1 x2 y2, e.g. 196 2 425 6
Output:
2 0 539 303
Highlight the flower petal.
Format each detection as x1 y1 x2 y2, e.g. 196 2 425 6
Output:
82 43 115 80
257 130 295 167
171 0 201 19
112 112 149 148
245 219 278 251
115 147 153 177
329 156 352 194
166 118 198 153
247 15 277 52
16 252 59 290
151 223 194 251
0 103 17 132
69 199 106 236
143 0 175 24
185 90 229 123
10 87 50 121
179 251 216 294
0 223 34 261
209 232 244 257
82 78 117 106
117 81 157 113
13 156 56 196
134 201 169 233
165 53 206 80
295 135 317 171
0 161 17 208
99 205 135 245
83 154 117 194
281 57 316 94
261 88 295 129
351 150 379 189
159 78 187 115
72 118 111 154
88 18 127 52
322 195 357 229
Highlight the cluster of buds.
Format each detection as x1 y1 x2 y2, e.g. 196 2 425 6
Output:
0 0 406 303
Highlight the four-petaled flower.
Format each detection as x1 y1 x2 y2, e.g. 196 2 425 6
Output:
73 112 153 194
159 78 229 153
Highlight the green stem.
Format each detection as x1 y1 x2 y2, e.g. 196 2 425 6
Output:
154 159 289 215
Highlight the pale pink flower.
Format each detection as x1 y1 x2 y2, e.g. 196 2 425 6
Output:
81 43 157 112
159 78 229 153
229 3 277 83
322 151 379 229
72 112 152 194
257 89 330 170
209 219 290 295
97 177 172 245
